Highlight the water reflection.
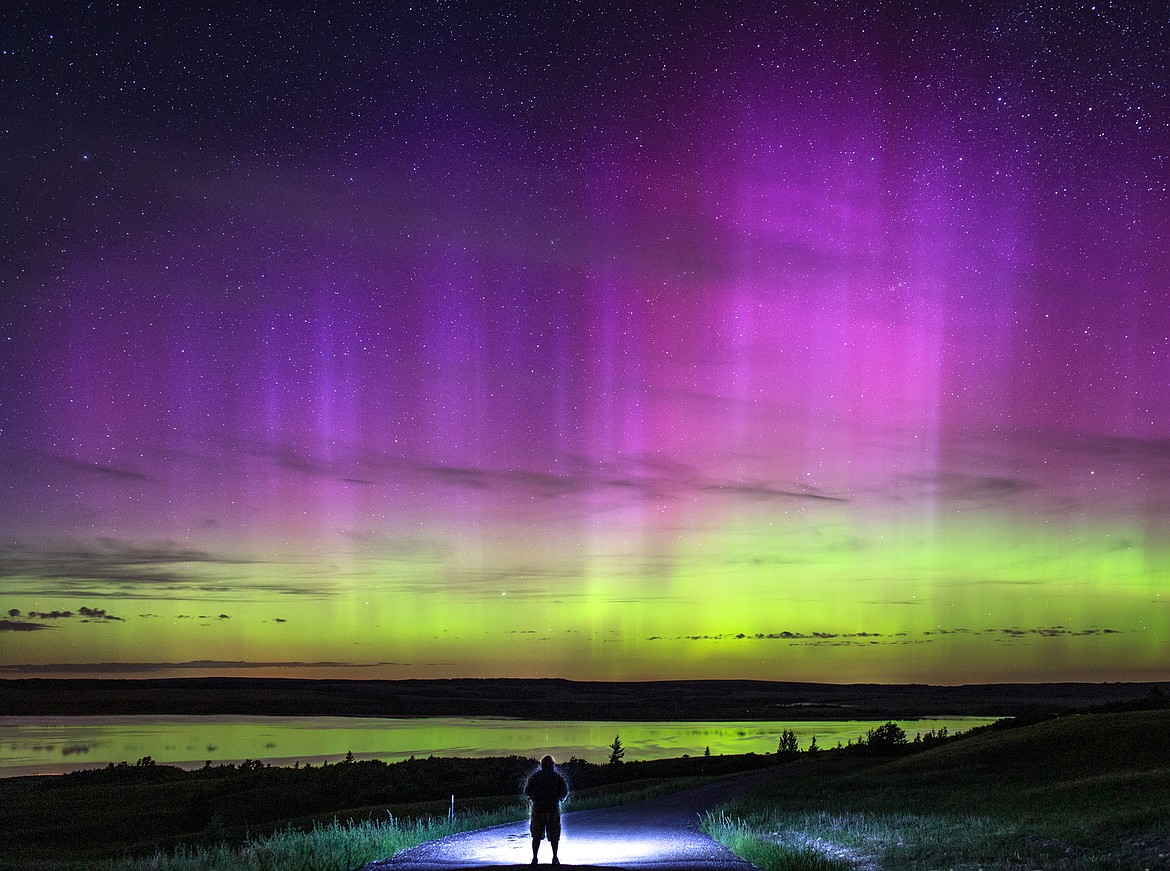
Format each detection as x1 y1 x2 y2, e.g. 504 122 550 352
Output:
0 715 998 777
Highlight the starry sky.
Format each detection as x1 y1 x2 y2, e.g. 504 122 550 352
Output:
2 1 1169 684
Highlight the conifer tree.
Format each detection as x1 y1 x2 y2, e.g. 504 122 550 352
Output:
776 729 799 758
608 734 625 764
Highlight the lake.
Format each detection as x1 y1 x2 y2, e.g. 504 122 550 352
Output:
0 715 999 777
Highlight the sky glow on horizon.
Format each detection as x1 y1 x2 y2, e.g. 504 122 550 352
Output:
2 2 1169 684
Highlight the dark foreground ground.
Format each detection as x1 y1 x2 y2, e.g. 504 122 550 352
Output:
0 750 774 867
2 676 1166 719
1 696 1167 870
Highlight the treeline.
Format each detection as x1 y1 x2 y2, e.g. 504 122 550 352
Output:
832 686 1170 758
770 720 967 760
65 746 777 798
65 752 542 803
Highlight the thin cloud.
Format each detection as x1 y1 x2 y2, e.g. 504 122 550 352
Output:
0 660 395 674
653 630 888 641
188 614 232 625
0 539 238 584
1023 429 1170 466
224 437 377 484
698 480 847 502
13 606 127 622
924 626 1123 637
892 473 1035 502
214 435 437 488
0 619 51 632
79 606 125 622
659 626 1125 643
223 436 850 507
801 637 933 647
348 532 454 562
363 565 601 602
0 537 335 600
998 626 1121 637
16 448 156 483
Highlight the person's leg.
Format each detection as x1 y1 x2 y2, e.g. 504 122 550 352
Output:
550 836 559 864
531 836 540 864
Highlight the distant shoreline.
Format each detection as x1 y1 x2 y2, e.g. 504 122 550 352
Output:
2 676 1165 720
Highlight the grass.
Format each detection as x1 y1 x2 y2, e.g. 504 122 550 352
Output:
80 777 716 871
89 809 523 871
702 810 855 871
82 777 711 870
701 709 1170 870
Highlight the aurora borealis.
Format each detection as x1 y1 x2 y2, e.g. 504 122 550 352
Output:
2 2 1168 684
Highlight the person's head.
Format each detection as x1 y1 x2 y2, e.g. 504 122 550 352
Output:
541 754 555 771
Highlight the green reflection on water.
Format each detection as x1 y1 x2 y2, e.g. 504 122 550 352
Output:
0 715 998 776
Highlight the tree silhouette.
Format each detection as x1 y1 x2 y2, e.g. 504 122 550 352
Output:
776 729 799 759
607 734 625 765
864 721 909 754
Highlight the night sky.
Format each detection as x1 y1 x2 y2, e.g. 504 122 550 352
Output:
2 2 1169 684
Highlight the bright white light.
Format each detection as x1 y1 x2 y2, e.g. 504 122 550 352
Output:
560 832 667 864
458 823 685 866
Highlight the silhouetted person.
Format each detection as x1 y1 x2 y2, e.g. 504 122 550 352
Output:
524 754 569 864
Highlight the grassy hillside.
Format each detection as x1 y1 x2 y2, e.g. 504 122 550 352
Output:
706 709 1170 870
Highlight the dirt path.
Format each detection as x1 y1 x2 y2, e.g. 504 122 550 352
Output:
366 766 795 870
